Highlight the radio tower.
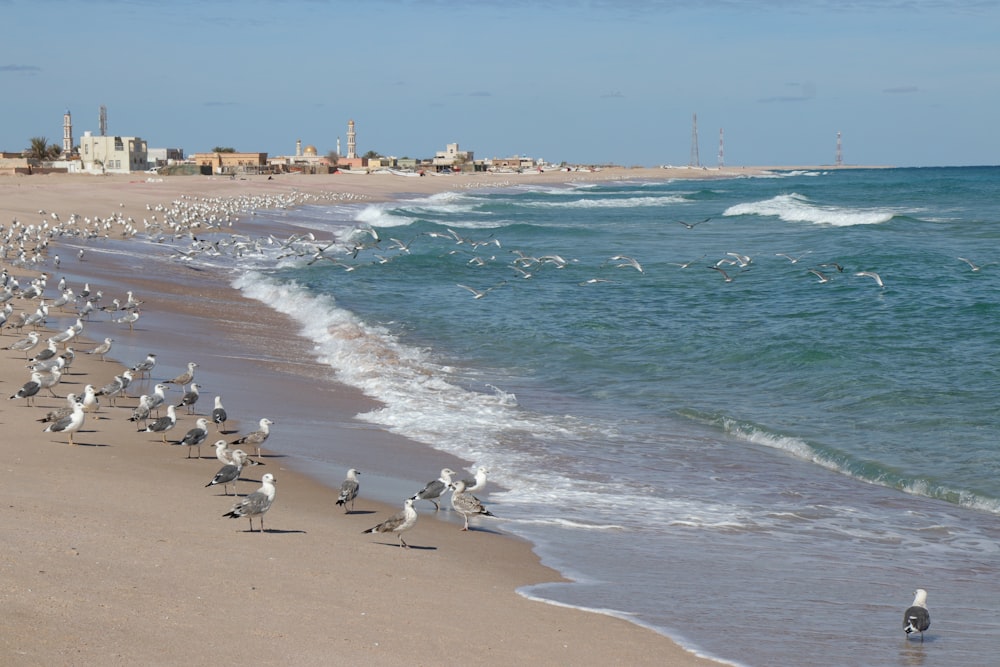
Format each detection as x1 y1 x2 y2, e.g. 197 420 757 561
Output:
99 105 107 136
689 113 700 167
718 128 725 168
835 131 843 166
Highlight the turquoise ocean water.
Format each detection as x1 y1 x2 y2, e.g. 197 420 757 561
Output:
136 167 1000 666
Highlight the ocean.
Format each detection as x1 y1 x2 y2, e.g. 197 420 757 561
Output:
94 167 1000 666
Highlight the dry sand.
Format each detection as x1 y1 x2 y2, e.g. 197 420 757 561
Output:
0 169 738 666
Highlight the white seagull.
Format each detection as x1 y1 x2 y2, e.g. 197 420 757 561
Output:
178 417 210 459
230 417 274 458
855 271 885 288
145 404 178 443
43 401 86 445
335 468 361 513
206 449 248 496
363 498 418 548
222 472 277 532
411 468 456 511
450 480 496 531
903 588 930 641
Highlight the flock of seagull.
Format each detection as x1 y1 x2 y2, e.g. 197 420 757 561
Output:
2 188 931 636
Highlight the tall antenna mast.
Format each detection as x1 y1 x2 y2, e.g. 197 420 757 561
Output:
689 113 700 167
835 131 843 166
99 105 107 136
718 127 724 168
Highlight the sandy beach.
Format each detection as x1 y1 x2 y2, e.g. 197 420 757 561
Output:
0 169 740 665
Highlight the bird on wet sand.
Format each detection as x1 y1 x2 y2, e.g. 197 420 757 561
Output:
450 480 495 531
363 498 418 548
410 468 456 511
178 417 210 459
335 468 361 513
145 404 177 443
230 417 274 458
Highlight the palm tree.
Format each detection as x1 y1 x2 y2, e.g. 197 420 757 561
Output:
25 137 62 161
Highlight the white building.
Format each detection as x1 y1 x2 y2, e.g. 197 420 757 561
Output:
79 131 148 173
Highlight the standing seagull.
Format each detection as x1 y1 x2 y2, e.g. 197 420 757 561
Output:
131 352 157 378
363 498 418 548
166 361 198 391
176 382 201 414
222 472 276 532
145 404 178 443
85 337 114 361
460 466 489 493
903 589 931 641
206 449 248 496
178 417 210 459
9 372 43 406
410 468 456 511
43 401 86 445
231 417 274 458
211 395 228 432
335 468 361 513
450 480 495 531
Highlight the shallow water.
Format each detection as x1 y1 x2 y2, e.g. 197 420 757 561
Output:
53 167 1000 666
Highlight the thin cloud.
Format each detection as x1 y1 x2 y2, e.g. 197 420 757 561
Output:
759 81 816 103
883 85 919 94
601 90 625 99
0 64 41 74
204 101 239 107
469 90 492 97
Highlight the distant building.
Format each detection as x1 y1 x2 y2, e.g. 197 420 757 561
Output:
432 143 476 172
192 151 269 174
490 155 537 171
268 140 332 173
147 147 184 168
79 131 148 173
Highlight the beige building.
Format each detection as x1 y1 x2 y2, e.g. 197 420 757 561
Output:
192 151 269 174
79 131 148 173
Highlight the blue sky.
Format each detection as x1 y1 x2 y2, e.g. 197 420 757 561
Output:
2 0 998 167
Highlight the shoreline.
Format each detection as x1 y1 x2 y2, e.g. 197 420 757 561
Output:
0 168 772 665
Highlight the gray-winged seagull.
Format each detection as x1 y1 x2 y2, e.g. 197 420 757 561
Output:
230 417 273 458
206 450 248 496
223 472 276 532
335 468 361 513
903 588 931 641
410 468 456 511
178 417 210 458
450 480 495 531
43 401 86 445
363 498 418 548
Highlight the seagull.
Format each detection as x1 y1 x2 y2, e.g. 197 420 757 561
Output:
6 331 40 358
176 382 201 414
675 217 712 229
94 373 127 407
708 266 736 283
206 449 248 496
855 271 885 288
457 282 506 299
145 404 178 443
131 352 157 378
808 269 832 283
460 466 489 494
178 417 210 459
43 401 86 445
84 337 114 361
903 588 931 641
128 394 152 430
609 255 644 274
146 383 169 416
957 256 994 272
776 251 812 264
363 498 418 548
28 339 59 364
166 361 198 391
222 472 276 532
450 480 495 531
335 468 361 513
230 417 274 458
113 309 140 331
36 393 79 423
9 372 43 406
410 468 456 511
211 395 228 432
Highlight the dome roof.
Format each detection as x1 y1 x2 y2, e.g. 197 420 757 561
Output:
303 145 318 156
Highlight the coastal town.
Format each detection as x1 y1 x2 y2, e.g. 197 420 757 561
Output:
1 108 591 177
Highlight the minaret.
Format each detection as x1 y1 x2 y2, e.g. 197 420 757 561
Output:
347 120 356 159
296 139 302 157
99 105 107 136
63 110 73 155
689 113 700 168
718 128 724 168
835 131 843 166
337 137 341 157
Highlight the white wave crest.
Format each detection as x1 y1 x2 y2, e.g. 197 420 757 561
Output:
724 193 896 226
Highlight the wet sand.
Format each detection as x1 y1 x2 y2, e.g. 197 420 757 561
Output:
0 169 741 665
